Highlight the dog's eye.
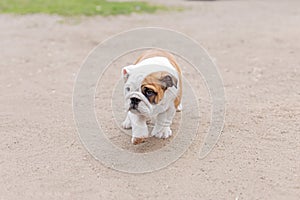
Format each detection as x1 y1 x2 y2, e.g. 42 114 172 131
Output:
145 89 155 96
126 87 130 92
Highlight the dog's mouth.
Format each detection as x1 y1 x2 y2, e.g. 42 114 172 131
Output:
127 102 144 115
128 107 141 115
128 103 140 112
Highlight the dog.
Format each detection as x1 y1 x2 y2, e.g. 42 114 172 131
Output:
121 49 182 144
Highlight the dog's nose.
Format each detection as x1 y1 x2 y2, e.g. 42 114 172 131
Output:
130 97 141 105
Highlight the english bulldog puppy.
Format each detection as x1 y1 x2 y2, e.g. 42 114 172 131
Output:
121 49 182 144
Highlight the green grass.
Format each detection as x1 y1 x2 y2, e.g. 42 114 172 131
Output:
0 0 167 16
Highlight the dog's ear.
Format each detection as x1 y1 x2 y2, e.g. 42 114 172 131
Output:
159 74 178 90
121 66 130 82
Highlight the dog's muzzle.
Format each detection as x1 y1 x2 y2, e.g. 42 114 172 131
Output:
125 92 153 116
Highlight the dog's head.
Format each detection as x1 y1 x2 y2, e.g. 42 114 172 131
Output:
122 65 178 117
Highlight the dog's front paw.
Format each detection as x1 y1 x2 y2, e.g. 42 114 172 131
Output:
152 127 172 139
131 137 146 145
121 118 131 129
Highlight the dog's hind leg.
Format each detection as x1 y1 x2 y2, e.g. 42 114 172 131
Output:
176 102 182 112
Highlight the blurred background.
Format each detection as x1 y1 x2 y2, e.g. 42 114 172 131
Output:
0 0 299 199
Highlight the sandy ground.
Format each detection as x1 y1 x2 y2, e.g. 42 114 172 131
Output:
1 0 300 199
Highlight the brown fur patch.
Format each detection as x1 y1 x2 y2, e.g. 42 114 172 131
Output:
141 84 157 103
135 49 182 108
141 72 170 104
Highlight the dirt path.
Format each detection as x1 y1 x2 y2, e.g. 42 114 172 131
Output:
0 0 299 199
